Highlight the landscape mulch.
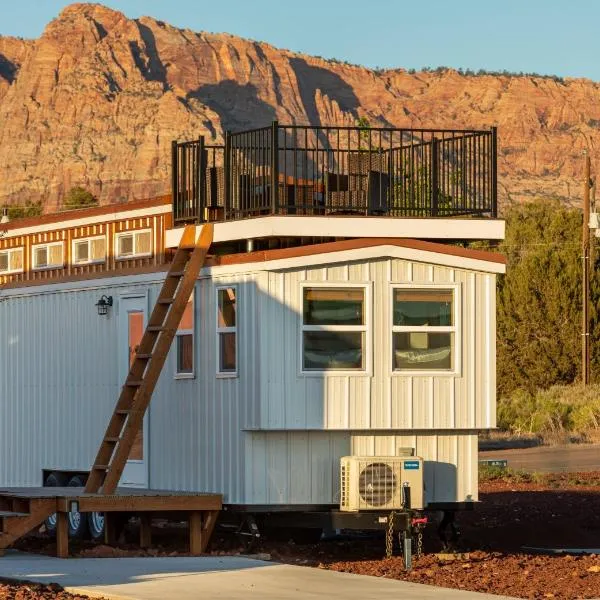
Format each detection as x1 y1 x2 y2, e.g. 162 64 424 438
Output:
8 471 600 599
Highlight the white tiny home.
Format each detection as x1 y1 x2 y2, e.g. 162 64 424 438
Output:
0 236 505 510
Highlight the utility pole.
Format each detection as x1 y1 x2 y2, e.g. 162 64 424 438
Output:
582 151 591 385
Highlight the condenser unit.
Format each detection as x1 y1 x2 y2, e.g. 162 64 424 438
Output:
340 455 425 512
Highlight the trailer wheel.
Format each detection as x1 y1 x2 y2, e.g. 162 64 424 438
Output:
87 511 105 540
264 526 323 545
43 472 68 537
66 475 89 539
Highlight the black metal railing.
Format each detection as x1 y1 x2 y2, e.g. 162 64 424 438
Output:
172 122 497 225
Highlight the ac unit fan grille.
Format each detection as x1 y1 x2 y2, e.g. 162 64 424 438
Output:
358 462 397 507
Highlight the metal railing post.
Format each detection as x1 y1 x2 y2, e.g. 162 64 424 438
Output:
198 136 205 223
491 127 498 218
224 131 231 220
431 137 439 216
271 120 279 214
171 140 179 223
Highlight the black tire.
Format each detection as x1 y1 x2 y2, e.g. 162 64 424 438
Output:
66 475 89 539
43 472 68 537
87 511 105 541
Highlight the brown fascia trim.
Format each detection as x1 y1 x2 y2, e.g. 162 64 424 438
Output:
0 265 170 291
1 194 172 232
207 238 507 267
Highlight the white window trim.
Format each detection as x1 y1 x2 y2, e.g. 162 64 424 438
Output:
114 229 153 260
216 285 238 378
174 288 195 379
299 282 372 377
71 235 107 266
0 247 25 274
31 241 64 271
389 282 461 377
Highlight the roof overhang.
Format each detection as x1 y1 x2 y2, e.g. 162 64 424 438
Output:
166 215 505 248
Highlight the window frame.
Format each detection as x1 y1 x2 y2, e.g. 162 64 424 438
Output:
299 282 371 377
215 285 238 378
389 283 461 377
0 247 25 275
31 241 64 271
174 288 195 379
114 229 153 260
71 235 107 266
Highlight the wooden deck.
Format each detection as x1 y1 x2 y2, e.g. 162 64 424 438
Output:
0 487 222 559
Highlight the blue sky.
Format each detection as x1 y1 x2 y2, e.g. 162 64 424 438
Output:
2 0 599 80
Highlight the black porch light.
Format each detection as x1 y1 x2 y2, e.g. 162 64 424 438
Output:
95 294 113 316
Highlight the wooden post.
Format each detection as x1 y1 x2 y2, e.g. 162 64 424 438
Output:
583 152 591 385
104 513 118 545
56 512 69 559
139 513 152 549
189 511 203 556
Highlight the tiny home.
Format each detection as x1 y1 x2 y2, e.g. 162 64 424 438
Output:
0 123 505 539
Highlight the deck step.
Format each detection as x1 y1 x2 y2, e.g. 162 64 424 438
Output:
146 326 165 333
169 271 185 278
158 298 175 305
0 511 29 518
125 380 143 387
135 354 153 359
115 409 131 415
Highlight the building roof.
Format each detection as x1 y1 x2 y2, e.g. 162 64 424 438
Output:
209 237 506 268
1 195 171 236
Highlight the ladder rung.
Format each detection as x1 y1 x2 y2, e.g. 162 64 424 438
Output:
125 380 143 387
158 298 175 305
169 271 185 277
104 437 120 443
135 354 153 360
147 326 165 332
93 465 110 470
115 409 131 415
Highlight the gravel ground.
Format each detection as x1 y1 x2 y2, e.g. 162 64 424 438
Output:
8 471 600 599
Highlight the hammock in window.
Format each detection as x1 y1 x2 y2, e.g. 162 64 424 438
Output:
395 346 451 364
304 348 362 368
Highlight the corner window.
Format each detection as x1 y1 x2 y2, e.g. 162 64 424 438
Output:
0 248 24 274
32 242 64 270
175 293 194 377
72 236 106 265
115 229 152 259
216 287 237 375
302 286 366 371
392 287 457 372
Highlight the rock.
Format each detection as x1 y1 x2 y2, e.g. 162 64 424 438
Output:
587 565 600 573
0 4 596 211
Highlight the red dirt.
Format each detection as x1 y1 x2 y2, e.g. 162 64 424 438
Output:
9 472 600 599
0 580 102 600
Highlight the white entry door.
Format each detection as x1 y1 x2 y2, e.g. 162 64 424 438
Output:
118 295 149 488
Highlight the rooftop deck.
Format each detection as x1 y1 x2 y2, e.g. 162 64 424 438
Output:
172 122 498 226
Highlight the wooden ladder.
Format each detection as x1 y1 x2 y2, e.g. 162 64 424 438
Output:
85 224 213 495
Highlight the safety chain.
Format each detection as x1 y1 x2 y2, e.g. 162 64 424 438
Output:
416 529 423 558
385 511 395 558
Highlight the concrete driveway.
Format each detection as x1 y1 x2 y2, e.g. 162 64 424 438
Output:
0 551 518 600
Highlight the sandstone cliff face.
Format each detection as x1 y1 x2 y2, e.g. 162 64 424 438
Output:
0 2 598 211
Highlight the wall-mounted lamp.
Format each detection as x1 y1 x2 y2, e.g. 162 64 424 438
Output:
95 295 113 316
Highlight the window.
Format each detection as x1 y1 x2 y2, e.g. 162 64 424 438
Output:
175 292 194 377
391 286 458 373
216 287 237 375
302 286 367 372
0 248 24 274
32 242 64 270
115 229 152 259
72 236 106 265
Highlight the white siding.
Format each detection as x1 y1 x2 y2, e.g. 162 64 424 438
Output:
258 257 496 432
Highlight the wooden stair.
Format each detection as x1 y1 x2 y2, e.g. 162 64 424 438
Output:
85 224 213 495
0 495 55 554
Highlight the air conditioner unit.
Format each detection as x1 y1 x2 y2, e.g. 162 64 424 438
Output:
340 455 425 512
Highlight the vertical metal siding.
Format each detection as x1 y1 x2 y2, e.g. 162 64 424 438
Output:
258 257 496 432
